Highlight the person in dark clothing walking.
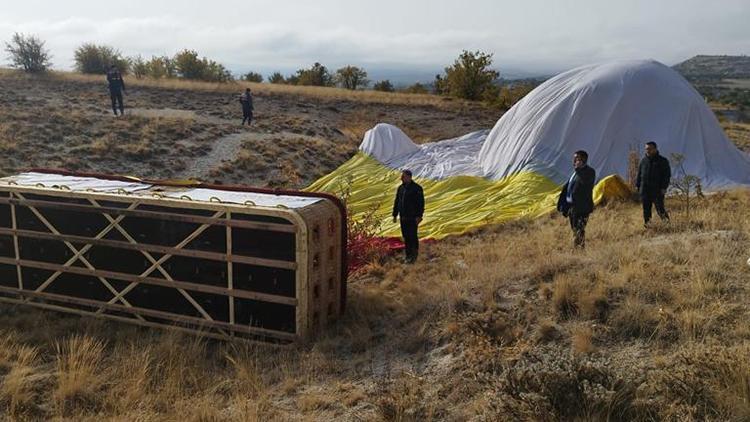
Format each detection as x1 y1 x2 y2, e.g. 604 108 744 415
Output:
636 141 671 227
392 169 424 264
557 150 596 248
239 88 254 125
106 65 126 116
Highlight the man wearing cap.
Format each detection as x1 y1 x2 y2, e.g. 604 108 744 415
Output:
392 169 425 264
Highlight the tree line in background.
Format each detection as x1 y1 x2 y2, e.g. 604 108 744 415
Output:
3 32 537 108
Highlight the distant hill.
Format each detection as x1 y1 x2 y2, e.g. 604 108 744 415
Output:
673 55 750 81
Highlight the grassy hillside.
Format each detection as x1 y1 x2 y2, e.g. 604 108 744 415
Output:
0 69 497 188
674 55 750 81
0 191 748 420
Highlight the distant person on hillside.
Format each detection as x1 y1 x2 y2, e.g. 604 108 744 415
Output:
392 169 425 264
557 150 596 249
106 65 126 116
239 88 254 125
636 141 671 227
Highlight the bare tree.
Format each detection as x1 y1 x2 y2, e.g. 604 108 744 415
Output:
5 33 52 73
670 153 703 223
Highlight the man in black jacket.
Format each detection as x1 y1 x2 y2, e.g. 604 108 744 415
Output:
106 65 126 116
239 88 254 125
636 141 671 227
557 150 596 248
392 170 424 263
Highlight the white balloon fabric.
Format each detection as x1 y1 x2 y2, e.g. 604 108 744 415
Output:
360 124 489 179
360 124 420 163
478 59 750 189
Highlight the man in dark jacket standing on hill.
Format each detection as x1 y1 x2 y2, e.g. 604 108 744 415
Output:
557 150 596 249
636 141 671 227
239 88 254 125
106 65 126 116
393 169 425 264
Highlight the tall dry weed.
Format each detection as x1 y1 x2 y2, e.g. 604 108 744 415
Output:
53 335 107 414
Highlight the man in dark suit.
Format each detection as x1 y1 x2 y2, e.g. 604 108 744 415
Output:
239 88 254 125
106 65 126 116
392 169 424 263
636 141 671 227
557 150 596 248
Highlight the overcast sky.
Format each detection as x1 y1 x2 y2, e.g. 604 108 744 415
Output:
1 0 748 78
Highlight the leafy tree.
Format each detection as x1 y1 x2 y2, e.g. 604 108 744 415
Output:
294 62 333 86
373 80 395 92
242 71 264 83
441 50 499 100
4 33 52 73
268 71 286 84
173 49 205 80
74 43 129 74
402 82 428 94
204 60 233 82
334 65 369 90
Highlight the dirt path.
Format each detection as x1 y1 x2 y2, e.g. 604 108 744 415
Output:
177 131 250 180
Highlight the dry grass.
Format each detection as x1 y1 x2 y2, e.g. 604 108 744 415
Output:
723 121 750 152
0 190 747 420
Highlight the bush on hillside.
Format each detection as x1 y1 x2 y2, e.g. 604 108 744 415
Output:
242 71 264 83
373 80 395 92
293 62 333 87
74 43 129 74
402 82 429 94
267 71 286 84
144 55 176 79
494 82 536 109
172 49 233 82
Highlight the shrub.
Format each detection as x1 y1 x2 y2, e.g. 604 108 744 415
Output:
267 71 286 84
242 71 263 83
293 62 333 86
495 82 536 109
4 33 52 73
402 82 429 94
433 74 447 95
373 80 395 92
173 49 232 82
337 176 388 274
74 43 129 74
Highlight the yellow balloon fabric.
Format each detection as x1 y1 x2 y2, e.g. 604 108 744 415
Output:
307 152 632 240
